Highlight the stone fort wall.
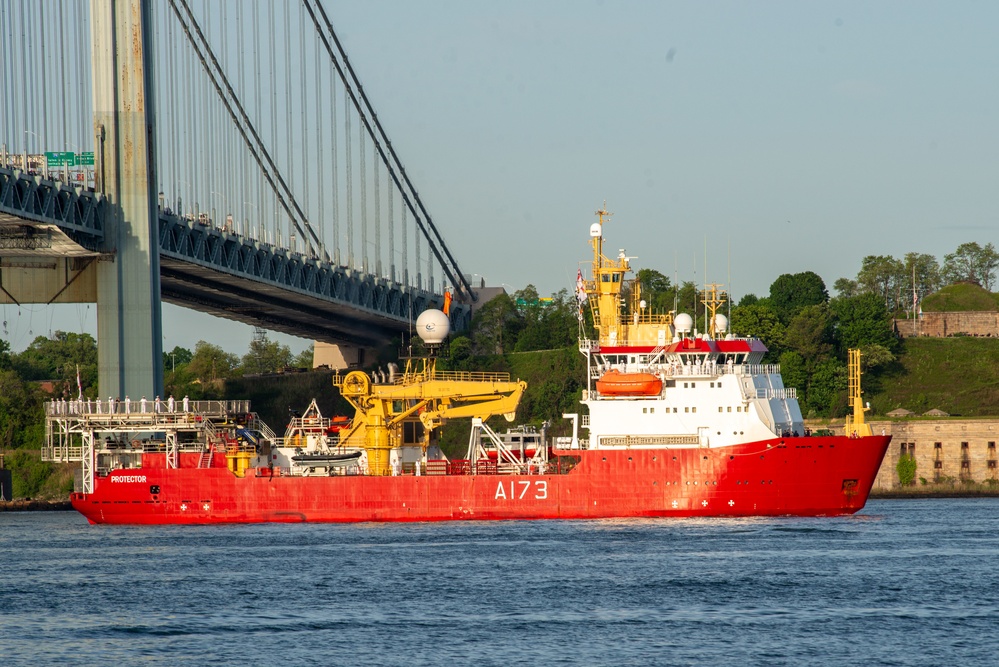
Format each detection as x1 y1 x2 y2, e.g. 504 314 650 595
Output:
816 419 999 489
894 312 999 338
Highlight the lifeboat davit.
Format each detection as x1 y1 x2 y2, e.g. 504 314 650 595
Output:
595 370 663 396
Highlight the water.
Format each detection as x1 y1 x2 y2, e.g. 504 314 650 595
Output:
2 499 998 666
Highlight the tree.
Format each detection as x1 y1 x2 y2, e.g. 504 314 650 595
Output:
805 358 848 416
941 242 999 290
833 278 860 298
515 288 578 352
447 335 473 367
471 292 521 355
242 334 293 375
636 268 673 312
768 272 828 323
292 345 315 369
737 294 759 307
163 346 193 373
784 305 834 362
902 252 941 307
731 302 785 357
829 292 898 354
12 332 98 397
658 280 700 320
188 341 241 384
856 255 905 311
0 369 43 449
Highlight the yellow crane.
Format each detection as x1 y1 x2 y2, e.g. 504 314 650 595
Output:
334 357 527 475
845 348 873 437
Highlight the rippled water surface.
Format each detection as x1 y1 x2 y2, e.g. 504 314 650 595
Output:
3 499 999 666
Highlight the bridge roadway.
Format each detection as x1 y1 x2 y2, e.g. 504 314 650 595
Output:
0 167 467 347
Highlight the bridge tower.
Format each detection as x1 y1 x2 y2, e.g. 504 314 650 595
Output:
91 0 163 397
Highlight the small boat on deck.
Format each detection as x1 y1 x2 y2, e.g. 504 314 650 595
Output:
290 451 363 468
595 369 663 396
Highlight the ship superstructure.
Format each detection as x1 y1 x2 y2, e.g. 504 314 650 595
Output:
580 206 805 451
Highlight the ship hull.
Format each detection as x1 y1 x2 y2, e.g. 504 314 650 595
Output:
71 435 890 525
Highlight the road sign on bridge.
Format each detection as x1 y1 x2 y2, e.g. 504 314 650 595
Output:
45 151 76 167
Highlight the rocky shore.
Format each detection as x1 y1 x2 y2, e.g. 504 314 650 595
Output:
0 499 73 512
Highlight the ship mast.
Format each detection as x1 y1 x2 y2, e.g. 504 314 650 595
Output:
588 205 631 346
699 283 728 338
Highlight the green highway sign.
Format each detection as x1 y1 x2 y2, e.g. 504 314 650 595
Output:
45 151 76 167
76 152 94 166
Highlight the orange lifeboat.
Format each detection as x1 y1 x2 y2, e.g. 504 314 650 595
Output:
595 370 663 396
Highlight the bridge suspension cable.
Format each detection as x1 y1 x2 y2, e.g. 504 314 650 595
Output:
300 0 477 301
166 0 324 258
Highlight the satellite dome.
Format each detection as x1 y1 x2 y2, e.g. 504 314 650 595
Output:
674 313 693 334
589 223 602 237
416 309 450 345
714 314 728 333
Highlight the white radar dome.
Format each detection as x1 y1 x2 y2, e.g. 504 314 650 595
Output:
589 223 602 237
416 309 451 345
714 314 728 333
674 313 693 334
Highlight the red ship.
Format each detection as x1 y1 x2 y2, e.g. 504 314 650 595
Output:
51 207 889 524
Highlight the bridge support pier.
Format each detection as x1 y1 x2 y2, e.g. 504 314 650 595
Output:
313 342 368 371
91 0 163 398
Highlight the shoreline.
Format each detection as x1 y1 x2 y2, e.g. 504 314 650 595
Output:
871 488 999 499
0 499 73 512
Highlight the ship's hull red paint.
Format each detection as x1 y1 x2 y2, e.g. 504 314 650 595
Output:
72 435 890 524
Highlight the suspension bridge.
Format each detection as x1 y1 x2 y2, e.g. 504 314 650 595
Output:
0 0 480 398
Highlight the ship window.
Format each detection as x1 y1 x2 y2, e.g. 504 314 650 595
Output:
935 442 942 449
718 407 723 413
692 407 697 413
961 442 969 450
727 407 732 412
601 275 610 282
650 408 655 414
989 442 996 450
613 274 621 283
643 408 647 414
990 461 998 469
710 382 715 388
673 407 678 413
934 461 942 469
685 407 689 413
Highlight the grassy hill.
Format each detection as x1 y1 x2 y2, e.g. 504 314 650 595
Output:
868 337 999 417
921 283 999 312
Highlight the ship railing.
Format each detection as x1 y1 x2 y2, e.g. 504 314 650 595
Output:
253 465 364 478
735 364 781 377
426 369 511 384
43 399 252 420
355 369 512 386
755 387 797 400
578 338 600 353
287 415 332 431
425 458 572 476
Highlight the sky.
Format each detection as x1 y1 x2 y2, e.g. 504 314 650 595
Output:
3 0 998 354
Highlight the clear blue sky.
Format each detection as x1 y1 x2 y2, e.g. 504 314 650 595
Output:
4 0 997 354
